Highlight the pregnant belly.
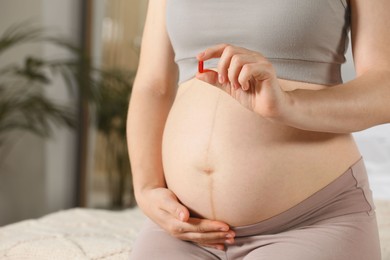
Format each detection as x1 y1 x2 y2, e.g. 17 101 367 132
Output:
162 78 360 227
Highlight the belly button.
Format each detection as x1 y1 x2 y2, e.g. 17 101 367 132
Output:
203 167 214 175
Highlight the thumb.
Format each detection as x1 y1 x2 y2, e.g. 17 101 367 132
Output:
196 70 220 87
175 203 190 222
165 192 190 222
196 70 232 95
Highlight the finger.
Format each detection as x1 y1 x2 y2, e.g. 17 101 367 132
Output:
196 71 234 96
243 61 275 82
196 43 229 61
164 216 233 236
163 215 235 243
197 44 248 85
238 63 257 91
217 45 243 84
228 54 257 89
238 62 276 91
177 230 235 245
217 45 236 84
186 217 232 233
199 243 226 251
198 45 268 86
160 192 190 222
196 70 220 87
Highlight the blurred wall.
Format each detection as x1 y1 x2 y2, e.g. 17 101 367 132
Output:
0 0 80 225
41 0 80 213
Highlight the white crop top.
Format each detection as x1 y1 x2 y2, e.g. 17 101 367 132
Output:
166 0 351 85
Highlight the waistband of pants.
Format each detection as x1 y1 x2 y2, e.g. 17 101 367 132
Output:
232 157 374 237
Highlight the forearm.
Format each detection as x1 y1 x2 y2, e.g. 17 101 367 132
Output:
282 69 390 133
127 79 176 197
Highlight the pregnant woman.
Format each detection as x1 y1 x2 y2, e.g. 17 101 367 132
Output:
128 0 389 259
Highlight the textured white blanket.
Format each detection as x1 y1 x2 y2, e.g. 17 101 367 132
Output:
0 208 145 259
0 201 389 260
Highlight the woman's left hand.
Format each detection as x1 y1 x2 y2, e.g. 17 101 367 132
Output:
196 44 291 121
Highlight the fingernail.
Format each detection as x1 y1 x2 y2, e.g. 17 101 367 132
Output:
216 245 225 251
179 212 185 221
219 227 229 231
226 233 233 238
198 52 205 58
218 74 223 84
225 239 234 244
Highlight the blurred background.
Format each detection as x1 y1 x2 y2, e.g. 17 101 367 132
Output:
0 0 389 227
0 0 146 226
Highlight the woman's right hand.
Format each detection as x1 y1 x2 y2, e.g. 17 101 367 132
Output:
136 187 235 250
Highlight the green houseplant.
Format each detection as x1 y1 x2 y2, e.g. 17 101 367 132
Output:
0 22 135 208
0 23 78 146
95 69 135 208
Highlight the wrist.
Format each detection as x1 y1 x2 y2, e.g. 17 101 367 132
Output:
280 90 296 123
264 89 296 126
134 184 166 203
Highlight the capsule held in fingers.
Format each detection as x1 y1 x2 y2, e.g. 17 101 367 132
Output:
198 60 204 73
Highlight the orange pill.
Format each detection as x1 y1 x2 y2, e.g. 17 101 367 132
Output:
198 60 204 73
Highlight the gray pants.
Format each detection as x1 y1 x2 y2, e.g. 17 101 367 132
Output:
131 158 381 260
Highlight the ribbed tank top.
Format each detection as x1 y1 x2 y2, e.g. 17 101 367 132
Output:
166 0 351 85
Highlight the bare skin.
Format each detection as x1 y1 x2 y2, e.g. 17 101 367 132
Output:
163 76 361 227
127 0 390 251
